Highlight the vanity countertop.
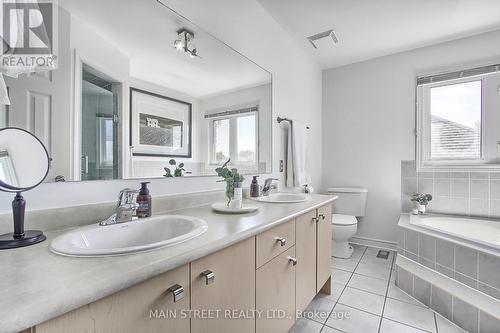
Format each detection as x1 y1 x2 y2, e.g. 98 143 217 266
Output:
0 194 336 333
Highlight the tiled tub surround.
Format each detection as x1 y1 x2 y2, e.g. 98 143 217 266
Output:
401 160 500 217
0 193 336 332
397 214 500 333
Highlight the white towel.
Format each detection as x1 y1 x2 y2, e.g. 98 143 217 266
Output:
286 120 311 187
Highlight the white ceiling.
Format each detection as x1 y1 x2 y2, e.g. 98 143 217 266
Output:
59 0 270 98
257 0 500 69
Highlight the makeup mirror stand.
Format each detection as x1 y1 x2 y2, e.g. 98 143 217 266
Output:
0 127 50 249
0 191 46 249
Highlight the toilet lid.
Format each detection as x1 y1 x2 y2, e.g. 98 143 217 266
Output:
332 214 357 226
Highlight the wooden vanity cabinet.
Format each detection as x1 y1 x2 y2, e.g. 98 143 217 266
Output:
316 204 333 292
36 264 190 333
32 203 333 333
190 237 255 333
295 209 318 312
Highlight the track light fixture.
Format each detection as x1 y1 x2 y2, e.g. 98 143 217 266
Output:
173 28 201 59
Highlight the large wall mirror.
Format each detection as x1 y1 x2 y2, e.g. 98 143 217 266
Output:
0 0 272 183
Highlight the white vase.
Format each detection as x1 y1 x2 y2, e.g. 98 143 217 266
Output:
418 204 426 214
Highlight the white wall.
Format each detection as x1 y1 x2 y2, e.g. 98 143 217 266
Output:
0 0 322 213
322 29 500 243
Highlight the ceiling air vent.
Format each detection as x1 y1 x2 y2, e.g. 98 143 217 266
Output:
307 29 339 49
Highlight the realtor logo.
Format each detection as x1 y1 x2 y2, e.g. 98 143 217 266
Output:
0 0 56 71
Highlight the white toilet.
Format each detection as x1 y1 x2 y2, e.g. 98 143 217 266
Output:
327 187 368 259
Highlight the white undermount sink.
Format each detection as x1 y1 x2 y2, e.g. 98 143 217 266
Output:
50 215 208 257
251 193 311 203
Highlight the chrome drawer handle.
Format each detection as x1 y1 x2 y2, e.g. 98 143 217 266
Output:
201 270 215 285
275 237 286 247
313 217 319 223
167 284 185 303
318 214 326 220
288 257 298 266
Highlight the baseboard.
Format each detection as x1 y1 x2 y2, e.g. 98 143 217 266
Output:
349 235 398 251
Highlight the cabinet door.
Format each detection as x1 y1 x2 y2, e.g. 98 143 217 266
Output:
191 237 255 333
295 210 317 312
36 264 190 333
256 219 295 268
256 247 296 333
317 204 333 292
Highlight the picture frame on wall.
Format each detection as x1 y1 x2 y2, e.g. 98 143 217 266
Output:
129 88 192 158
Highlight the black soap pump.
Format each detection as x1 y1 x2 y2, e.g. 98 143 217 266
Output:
136 182 152 218
250 176 260 198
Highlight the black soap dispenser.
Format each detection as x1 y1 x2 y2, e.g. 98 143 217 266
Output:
250 176 260 198
136 182 152 218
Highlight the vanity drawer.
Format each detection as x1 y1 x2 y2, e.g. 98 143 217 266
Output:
256 219 295 268
35 265 190 333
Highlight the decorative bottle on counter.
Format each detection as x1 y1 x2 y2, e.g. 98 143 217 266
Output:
250 176 260 197
230 182 243 209
136 182 152 218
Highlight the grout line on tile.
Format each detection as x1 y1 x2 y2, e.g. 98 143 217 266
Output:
383 317 434 333
376 246 396 333
335 301 382 317
326 246 368 326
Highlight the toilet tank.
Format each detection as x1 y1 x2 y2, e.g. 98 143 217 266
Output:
327 187 368 217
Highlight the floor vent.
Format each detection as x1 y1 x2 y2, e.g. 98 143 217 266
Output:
376 250 390 259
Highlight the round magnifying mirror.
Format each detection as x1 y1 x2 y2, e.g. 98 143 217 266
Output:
0 127 50 192
0 127 50 250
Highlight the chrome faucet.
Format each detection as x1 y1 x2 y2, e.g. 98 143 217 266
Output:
262 178 278 196
99 189 140 226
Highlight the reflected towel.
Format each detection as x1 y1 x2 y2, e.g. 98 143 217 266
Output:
286 120 311 187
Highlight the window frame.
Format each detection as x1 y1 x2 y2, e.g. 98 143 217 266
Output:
416 74 498 172
207 111 259 168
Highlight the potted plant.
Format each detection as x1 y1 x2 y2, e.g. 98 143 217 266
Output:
411 193 433 214
215 159 244 207
164 159 186 177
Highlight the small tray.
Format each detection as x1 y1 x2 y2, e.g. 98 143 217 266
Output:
211 202 259 214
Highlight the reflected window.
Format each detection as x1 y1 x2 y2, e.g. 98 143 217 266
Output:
210 113 257 166
0 151 18 186
213 118 230 163
237 115 256 163
97 117 114 167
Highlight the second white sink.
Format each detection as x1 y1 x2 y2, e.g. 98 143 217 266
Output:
252 193 311 203
50 215 208 257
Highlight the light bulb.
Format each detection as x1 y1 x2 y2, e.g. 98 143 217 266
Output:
174 39 183 51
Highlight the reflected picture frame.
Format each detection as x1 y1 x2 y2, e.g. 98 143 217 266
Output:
129 88 192 158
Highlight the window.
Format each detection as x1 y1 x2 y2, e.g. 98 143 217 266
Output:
429 81 482 160
417 64 500 171
209 112 257 166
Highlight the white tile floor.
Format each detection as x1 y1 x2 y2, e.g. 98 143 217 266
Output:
290 245 468 333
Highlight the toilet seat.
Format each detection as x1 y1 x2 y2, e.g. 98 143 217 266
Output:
332 214 357 226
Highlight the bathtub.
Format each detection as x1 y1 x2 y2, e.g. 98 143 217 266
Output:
397 213 500 330
410 214 500 251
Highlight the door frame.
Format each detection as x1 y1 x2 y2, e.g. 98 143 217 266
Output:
72 49 126 181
